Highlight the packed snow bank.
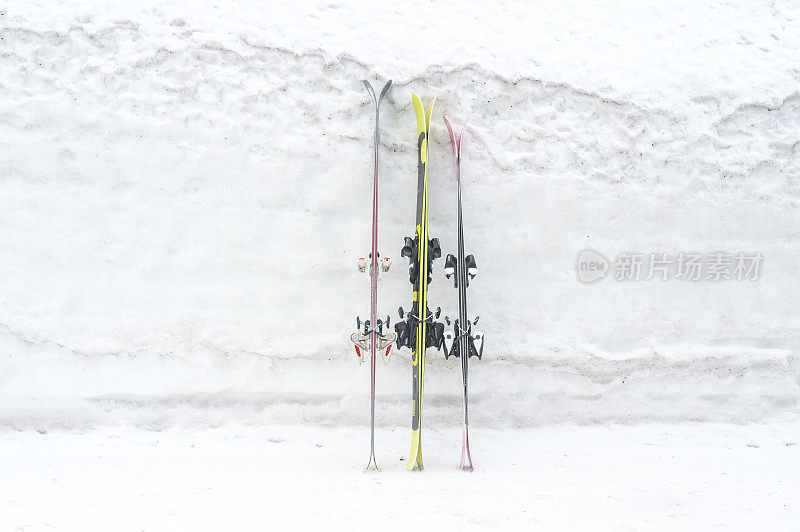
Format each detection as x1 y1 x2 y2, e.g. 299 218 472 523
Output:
1 1 799 426
1 327 797 429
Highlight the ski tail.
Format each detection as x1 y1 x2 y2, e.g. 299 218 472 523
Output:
460 424 474 472
408 430 423 471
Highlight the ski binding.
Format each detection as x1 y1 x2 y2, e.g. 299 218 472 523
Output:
442 316 484 360
395 305 445 351
356 253 391 279
350 315 397 364
444 254 477 287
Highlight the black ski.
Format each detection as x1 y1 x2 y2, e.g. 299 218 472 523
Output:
442 115 484 472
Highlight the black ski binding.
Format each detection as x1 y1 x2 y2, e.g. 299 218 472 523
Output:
395 306 412 349
394 306 444 351
465 254 477 281
427 238 441 284
401 236 418 284
401 235 441 286
442 316 484 360
443 253 477 288
444 254 457 286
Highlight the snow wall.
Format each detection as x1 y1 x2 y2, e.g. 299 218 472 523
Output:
1 1 799 429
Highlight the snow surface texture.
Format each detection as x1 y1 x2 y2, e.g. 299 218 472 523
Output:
2 423 800 530
1 0 799 432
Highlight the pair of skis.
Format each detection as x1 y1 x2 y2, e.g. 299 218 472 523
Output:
350 79 396 472
442 115 485 472
351 81 483 472
394 94 444 471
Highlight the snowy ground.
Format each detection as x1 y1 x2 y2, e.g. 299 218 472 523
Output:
2 422 800 530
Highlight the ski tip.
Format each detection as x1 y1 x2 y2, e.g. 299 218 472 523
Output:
425 97 436 129
458 115 472 153
363 80 377 105
443 115 456 157
412 95 425 131
378 80 392 104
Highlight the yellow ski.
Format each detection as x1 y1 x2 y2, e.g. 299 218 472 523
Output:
395 94 444 471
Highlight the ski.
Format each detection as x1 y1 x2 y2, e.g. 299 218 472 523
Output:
395 94 444 471
442 115 485 472
350 79 396 473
